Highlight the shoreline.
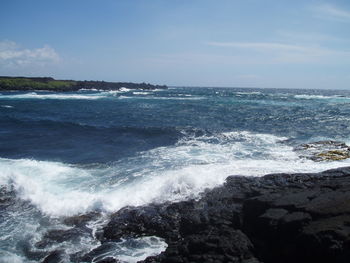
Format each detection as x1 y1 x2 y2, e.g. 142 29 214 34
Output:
3 162 350 262
90 165 350 263
0 76 168 92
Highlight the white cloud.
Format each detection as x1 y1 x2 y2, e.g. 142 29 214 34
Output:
0 40 60 67
276 31 344 43
207 41 350 64
208 42 308 52
314 3 350 22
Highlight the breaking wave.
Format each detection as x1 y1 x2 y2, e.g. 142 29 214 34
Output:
1 131 350 217
294 94 350 101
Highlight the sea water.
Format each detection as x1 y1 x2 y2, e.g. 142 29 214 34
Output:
1 87 350 262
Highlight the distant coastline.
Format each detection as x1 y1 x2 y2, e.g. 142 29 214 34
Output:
0 76 167 92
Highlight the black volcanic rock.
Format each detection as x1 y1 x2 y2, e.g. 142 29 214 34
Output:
63 211 101 227
42 250 68 263
99 167 350 263
34 167 350 262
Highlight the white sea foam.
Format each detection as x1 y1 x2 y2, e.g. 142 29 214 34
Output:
1 105 14 108
88 237 167 263
0 93 106 100
118 95 133 99
1 131 350 217
0 158 100 216
133 91 151 95
97 90 121 96
78 88 101 91
0 90 179 101
119 87 132 92
294 94 350 101
118 95 204 100
0 252 31 263
235 91 263 95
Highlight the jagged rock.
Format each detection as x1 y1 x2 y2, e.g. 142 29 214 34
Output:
95 257 120 263
99 166 350 263
80 243 119 262
63 212 101 227
295 140 350 161
41 250 68 263
296 215 350 263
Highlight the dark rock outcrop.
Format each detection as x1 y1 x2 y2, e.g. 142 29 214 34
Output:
42 250 69 263
295 141 350 161
100 166 350 263
32 167 350 262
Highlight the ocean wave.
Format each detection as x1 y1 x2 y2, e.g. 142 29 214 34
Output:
133 91 151 95
118 95 204 100
294 94 350 100
235 91 263 95
119 87 133 92
0 92 106 100
0 90 199 101
2 131 350 218
78 88 101 91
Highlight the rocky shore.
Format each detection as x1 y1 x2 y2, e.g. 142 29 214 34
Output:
0 76 167 91
91 166 350 263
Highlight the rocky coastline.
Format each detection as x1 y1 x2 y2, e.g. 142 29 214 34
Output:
3 142 347 262
38 165 350 263
102 166 350 263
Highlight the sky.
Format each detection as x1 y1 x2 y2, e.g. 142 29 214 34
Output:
0 0 349 89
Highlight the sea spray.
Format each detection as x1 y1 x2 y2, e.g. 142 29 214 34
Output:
2 131 350 218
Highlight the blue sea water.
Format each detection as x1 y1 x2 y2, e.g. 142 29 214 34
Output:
1 87 350 262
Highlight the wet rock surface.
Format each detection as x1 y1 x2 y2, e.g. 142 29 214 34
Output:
295 140 350 161
32 166 350 262
100 166 350 263
42 250 69 263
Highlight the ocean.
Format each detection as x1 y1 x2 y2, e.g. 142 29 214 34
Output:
1 87 350 262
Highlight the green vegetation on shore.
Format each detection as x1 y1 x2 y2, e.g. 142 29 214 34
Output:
0 77 75 91
0 76 167 91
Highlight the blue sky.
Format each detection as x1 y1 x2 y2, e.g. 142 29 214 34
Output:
1 0 349 89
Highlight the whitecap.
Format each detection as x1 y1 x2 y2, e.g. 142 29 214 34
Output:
79 88 100 91
235 91 263 95
2 131 350 217
0 93 106 100
294 94 350 101
119 87 132 92
133 92 150 95
119 96 203 100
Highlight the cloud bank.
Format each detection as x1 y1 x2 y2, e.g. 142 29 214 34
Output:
0 40 60 68
314 3 350 22
207 41 350 64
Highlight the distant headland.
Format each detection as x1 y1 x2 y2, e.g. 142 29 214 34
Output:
0 76 167 91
